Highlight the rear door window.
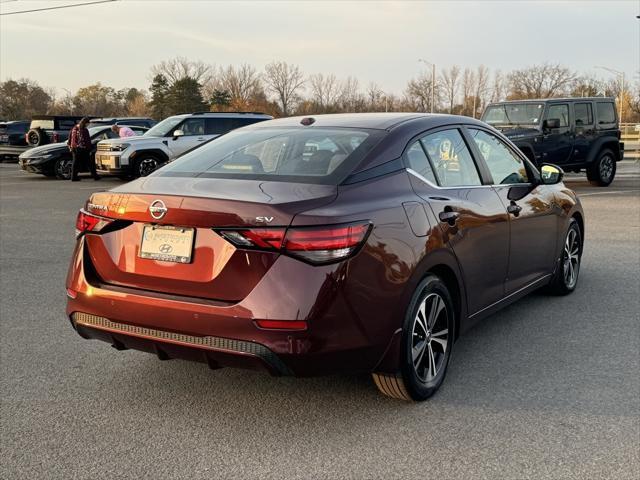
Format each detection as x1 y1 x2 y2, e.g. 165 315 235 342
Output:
596 102 616 126
419 129 482 187
574 103 593 126
205 118 265 135
404 141 437 184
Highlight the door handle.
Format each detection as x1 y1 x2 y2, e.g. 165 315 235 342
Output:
507 202 522 217
439 209 460 225
196 137 206 141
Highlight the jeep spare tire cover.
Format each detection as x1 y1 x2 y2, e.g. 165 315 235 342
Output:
26 128 46 147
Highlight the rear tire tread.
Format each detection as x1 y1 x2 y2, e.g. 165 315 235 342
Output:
372 372 412 401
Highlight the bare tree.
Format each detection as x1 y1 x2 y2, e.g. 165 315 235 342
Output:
491 70 505 102
440 65 461 113
340 76 366 112
218 64 262 106
366 82 385 111
473 65 490 117
263 61 305 116
309 73 342 112
405 73 438 112
461 68 475 116
151 56 213 84
508 63 577 99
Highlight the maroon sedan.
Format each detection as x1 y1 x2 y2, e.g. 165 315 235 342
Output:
66 113 584 401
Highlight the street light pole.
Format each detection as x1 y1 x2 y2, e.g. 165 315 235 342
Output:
595 65 626 123
418 59 436 113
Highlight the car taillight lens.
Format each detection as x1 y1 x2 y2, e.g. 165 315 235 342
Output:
75 209 113 237
217 222 371 265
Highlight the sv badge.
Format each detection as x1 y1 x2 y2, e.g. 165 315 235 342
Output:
255 216 274 223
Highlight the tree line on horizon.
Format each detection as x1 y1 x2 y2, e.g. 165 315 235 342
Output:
1 57 639 123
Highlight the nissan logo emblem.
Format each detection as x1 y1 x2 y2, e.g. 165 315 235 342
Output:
149 199 168 220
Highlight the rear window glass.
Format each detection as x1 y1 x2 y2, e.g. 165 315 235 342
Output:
30 119 54 129
156 127 384 184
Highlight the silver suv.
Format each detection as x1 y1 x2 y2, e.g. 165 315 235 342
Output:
95 112 272 178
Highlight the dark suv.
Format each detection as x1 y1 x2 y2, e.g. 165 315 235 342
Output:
25 115 88 147
482 98 624 186
0 121 30 160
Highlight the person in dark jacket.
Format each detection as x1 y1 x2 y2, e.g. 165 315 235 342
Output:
68 117 99 181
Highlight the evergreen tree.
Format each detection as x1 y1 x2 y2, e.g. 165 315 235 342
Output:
167 77 206 114
149 74 170 119
210 89 232 111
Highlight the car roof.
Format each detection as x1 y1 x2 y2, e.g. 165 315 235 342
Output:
247 112 487 131
487 97 615 105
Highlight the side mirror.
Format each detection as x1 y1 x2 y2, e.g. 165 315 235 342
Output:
543 118 560 130
540 164 564 185
173 129 185 138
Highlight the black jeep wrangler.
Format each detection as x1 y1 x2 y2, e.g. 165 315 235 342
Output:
482 98 624 186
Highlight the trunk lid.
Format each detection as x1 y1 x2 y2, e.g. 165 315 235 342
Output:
83 177 336 301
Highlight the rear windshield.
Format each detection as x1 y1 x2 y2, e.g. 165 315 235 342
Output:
30 119 55 130
155 127 384 184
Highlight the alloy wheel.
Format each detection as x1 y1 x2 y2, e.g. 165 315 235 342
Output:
56 159 72 180
599 155 614 183
563 228 580 288
411 293 449 382
139 158 158 177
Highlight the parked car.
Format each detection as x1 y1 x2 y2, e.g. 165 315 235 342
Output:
94 111 272 178
25 115 89 147
19 125 147 179
482 97 624 186
67 113 584 401
0 120 30 160
88 117 157 129
0 120 30 146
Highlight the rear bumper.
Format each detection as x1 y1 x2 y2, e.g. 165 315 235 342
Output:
66 239 396 377
619 142 624 161
71 312 292 375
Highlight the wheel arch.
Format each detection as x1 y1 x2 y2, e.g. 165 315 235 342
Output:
586 138 620 164
373 248 467 374
130 148 170 164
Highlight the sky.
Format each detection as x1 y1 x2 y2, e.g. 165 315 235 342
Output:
0 0 638 96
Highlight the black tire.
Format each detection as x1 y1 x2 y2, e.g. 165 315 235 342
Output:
54 157 73 180
373 274 454 401
135 155 160 178
545 218 582 295
26 128 46 147
587 149 616 187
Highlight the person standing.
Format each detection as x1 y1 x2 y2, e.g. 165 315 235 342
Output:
68 117 99 181
111 124 137 138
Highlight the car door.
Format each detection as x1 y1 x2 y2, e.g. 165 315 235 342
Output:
166 118 208 157
571 102 596 164
466 127 558 294
406 127 510 316
539 103 574 165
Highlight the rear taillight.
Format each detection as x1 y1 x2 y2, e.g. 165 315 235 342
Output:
75 209 113 237
217 222 371 265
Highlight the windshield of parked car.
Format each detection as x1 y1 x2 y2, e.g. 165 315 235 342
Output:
155 127 384 184
482 103 544 127
144 116 184 137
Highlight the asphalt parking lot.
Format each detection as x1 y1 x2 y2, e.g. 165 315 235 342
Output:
1 161 638 479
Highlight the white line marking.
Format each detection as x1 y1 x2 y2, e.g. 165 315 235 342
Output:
579 190 639 197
